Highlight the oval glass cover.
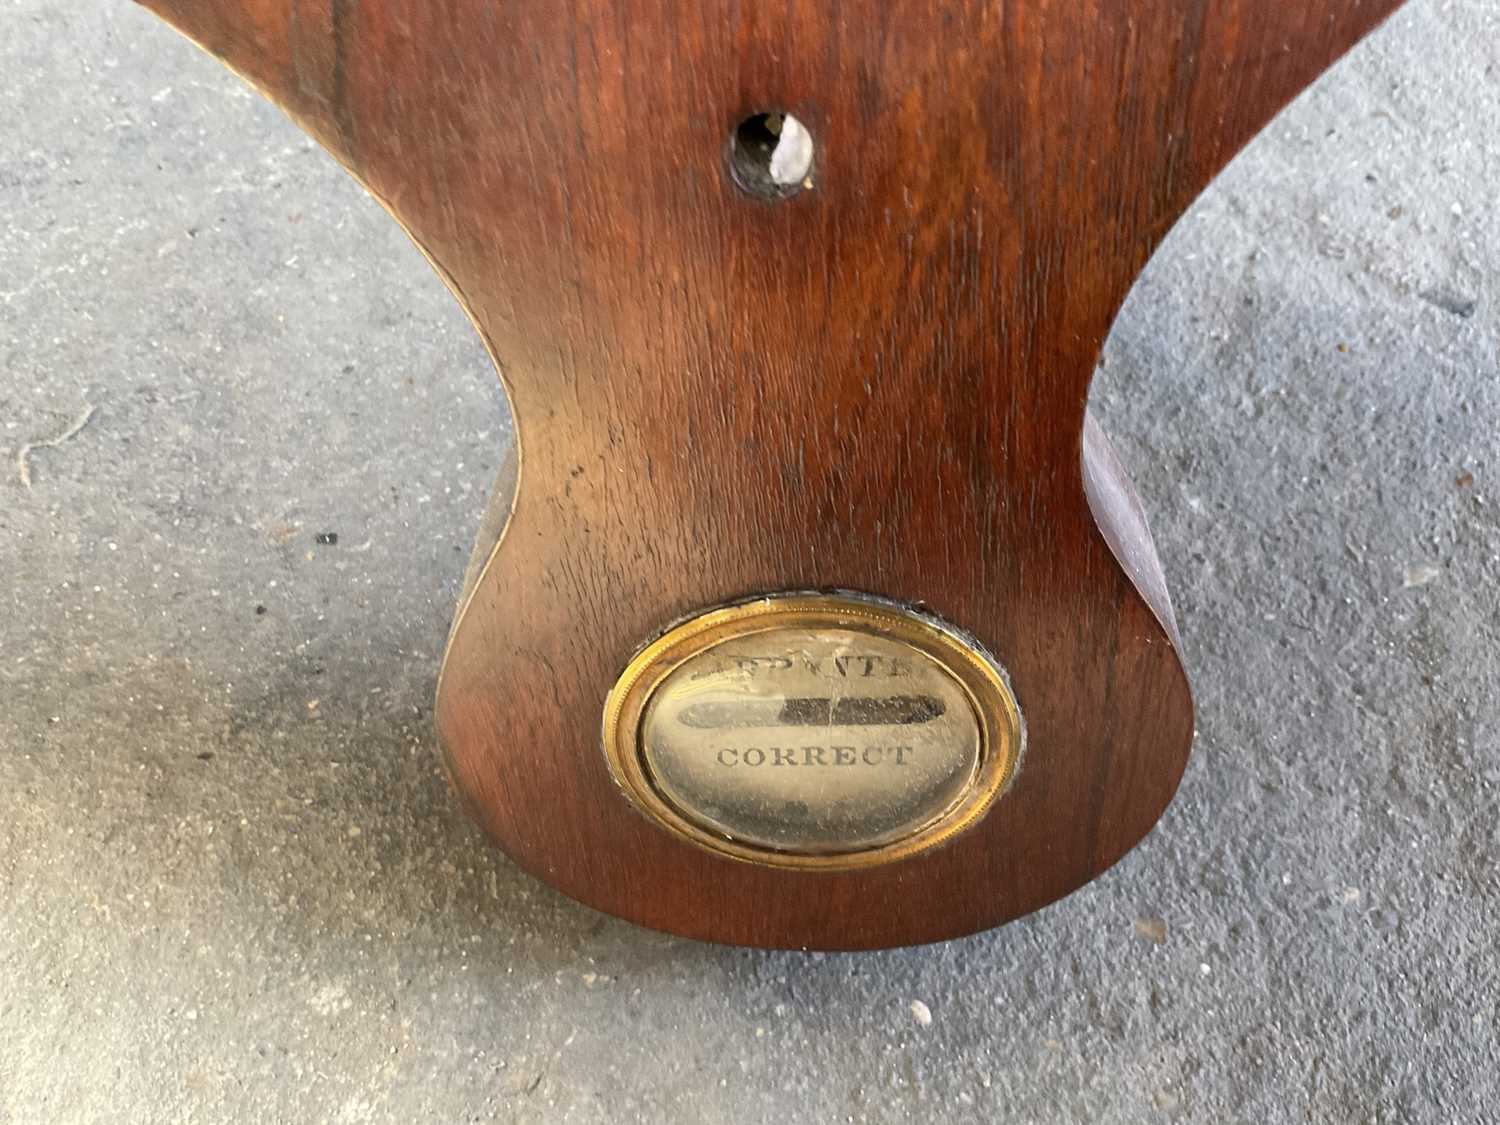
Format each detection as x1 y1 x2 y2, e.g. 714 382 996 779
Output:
640 627 983 854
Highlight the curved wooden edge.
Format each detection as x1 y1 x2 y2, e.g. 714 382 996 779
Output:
1082 413 1183 655
448 441 519 648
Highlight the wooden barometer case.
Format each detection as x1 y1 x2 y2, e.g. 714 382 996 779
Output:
133 0 1410 949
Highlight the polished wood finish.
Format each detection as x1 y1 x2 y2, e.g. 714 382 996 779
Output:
135 0 1409 948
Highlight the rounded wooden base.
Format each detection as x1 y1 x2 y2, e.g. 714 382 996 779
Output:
436 415 1194 949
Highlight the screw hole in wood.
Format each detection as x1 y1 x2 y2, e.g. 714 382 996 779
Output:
728 112 814 199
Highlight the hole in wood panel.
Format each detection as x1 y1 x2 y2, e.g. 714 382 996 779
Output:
729 112 814 200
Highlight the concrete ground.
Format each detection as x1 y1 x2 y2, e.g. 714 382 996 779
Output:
2 2 1497 1121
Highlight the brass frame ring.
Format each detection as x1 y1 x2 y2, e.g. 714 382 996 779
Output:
601 592 1024 871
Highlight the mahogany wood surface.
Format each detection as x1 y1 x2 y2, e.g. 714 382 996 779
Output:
135 0 1410 948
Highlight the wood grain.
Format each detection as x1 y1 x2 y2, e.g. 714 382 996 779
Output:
135 0 1410 948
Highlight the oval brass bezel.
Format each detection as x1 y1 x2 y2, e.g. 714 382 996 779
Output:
601 593 1023 871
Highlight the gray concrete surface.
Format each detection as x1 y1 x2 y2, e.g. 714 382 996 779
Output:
2 2 1497 1121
